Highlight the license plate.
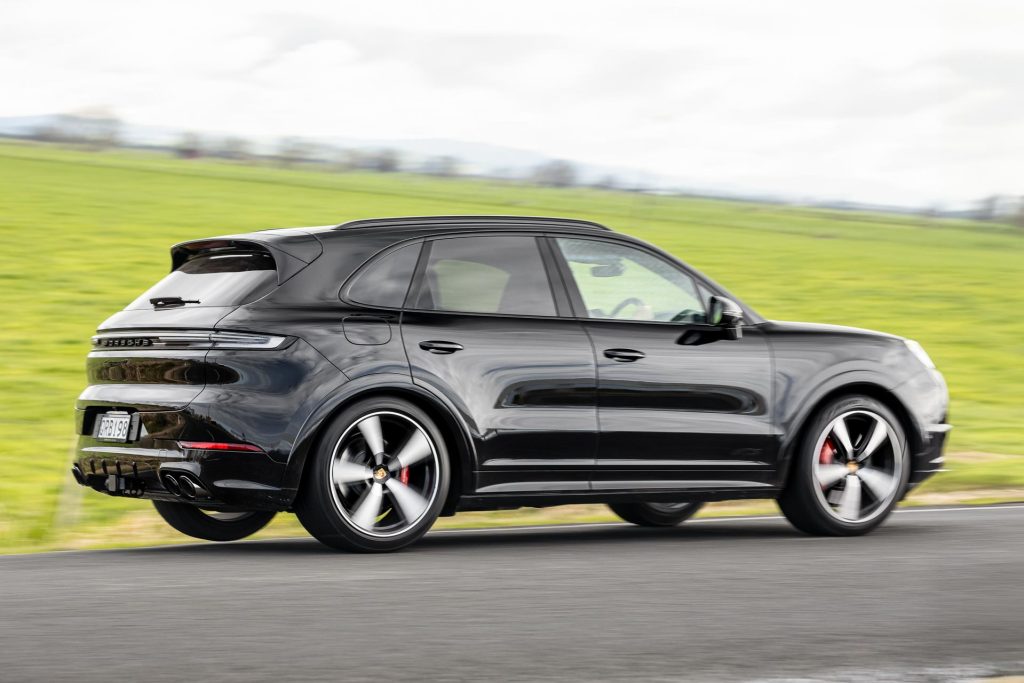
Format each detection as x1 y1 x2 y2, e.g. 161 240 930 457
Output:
96 412 132 442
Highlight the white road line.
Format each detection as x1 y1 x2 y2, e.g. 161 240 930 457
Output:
428 504 1024 535
895 504 1024 514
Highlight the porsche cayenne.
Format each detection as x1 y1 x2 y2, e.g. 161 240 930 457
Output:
72 215 950 551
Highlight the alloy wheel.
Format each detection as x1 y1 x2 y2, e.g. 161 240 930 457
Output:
812 410 903 523
329 411 441 538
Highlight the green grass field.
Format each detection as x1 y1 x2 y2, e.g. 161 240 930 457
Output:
1 141 1022 552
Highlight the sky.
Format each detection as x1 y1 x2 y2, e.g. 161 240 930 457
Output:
1 0 1022 206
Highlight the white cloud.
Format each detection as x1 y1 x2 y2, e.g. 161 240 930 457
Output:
1 0 1021 205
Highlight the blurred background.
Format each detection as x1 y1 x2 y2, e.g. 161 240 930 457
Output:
0 0 1021 552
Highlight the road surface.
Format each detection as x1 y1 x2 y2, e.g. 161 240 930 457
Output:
1 505 1022 682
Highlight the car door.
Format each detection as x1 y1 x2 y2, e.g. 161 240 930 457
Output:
400 233 597 495
549 236 775 491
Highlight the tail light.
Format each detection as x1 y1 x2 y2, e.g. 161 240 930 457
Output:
178 441 265 453
92 330 288 350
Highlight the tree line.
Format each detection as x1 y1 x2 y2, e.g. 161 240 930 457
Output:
25 110 596 189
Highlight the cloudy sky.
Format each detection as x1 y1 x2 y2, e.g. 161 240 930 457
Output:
2 0 1021 206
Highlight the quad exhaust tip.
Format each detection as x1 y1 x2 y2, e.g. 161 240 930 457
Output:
165 473 209 500
178 476 197 499
71 464 85 485
162 473 182 497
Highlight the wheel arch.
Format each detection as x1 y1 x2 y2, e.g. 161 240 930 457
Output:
776 379 921 488
283 377 476 516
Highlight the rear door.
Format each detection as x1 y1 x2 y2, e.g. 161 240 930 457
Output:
400 233 597 495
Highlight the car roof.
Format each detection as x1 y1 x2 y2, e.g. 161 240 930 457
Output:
176 216 616 263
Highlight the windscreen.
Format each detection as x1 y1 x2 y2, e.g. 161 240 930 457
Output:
126 250 278 309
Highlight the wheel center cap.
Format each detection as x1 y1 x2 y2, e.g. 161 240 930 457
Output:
373 466 389 482
846 461 859 473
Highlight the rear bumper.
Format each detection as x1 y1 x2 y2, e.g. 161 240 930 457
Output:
73 337 348 510
73 431 290 510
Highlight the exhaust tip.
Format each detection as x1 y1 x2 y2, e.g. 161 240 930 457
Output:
162 473 182 497
178 476 197 499
71 465 85 485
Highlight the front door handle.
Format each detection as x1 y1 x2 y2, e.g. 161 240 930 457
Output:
603 348 646 362
419 340 464 355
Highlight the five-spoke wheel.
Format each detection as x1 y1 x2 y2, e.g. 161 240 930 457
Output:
812 410 903 523
780 395 908 535
296 398 450 552
329 411 441 537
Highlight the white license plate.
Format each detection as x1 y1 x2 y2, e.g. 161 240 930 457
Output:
96 412 132 442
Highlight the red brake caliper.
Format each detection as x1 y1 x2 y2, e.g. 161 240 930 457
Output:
399 467 410 485
819 437 837 464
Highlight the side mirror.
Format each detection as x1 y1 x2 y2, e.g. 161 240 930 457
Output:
708 296 744 339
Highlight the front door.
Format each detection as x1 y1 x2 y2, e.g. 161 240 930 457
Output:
401 234 597 495
550 236 775 492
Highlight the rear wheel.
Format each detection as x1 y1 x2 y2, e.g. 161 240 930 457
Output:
779 395 908 536
152 501 276 542
609 501 704 527
295 397 450 553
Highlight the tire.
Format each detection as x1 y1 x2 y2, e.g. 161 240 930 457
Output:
294 397 450 553
152 501 276 542
778 394 909 536
609 501 704 527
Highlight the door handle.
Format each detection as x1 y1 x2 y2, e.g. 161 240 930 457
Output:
603 348 646 362
419 340 464 354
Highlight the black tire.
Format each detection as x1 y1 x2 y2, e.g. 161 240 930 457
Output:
294 397 450 553
609 501 704 527
778 394 909 536
152 501 276 542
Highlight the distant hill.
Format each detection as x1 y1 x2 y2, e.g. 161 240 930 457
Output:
0 113 1002 218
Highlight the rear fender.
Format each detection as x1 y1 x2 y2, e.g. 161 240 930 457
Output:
282 374 477 508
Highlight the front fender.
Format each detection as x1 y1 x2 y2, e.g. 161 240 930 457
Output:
773 367 910 485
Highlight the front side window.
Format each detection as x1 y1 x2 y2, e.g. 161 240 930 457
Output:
412 236 556 316
555 238 705 323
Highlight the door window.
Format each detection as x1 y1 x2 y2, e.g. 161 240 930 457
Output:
555 238 705 323
412 236 556 316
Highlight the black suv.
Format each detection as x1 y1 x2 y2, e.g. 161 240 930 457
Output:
73 216 949 551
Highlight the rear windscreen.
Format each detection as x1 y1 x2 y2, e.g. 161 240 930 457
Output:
126 250 278 309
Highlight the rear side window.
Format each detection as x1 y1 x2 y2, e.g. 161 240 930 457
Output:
346 242 422 308
412 236 556 316
126 250 277 309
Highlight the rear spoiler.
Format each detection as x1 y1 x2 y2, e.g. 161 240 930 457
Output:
170 229 324 285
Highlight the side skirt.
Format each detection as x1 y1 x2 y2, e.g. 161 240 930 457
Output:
456 486 780 512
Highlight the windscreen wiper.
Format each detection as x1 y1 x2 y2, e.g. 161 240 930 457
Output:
150 296 201 308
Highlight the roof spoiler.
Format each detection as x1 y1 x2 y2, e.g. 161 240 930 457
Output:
170 230 324 285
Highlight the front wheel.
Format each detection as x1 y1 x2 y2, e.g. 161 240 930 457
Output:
152 501 276 542
609 501 704 527
294 397 450 553
779 395 909 536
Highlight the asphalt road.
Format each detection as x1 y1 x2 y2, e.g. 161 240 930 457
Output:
1 505 1023 682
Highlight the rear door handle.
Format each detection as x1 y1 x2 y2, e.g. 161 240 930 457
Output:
419 340 464 354
603 348 646 362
